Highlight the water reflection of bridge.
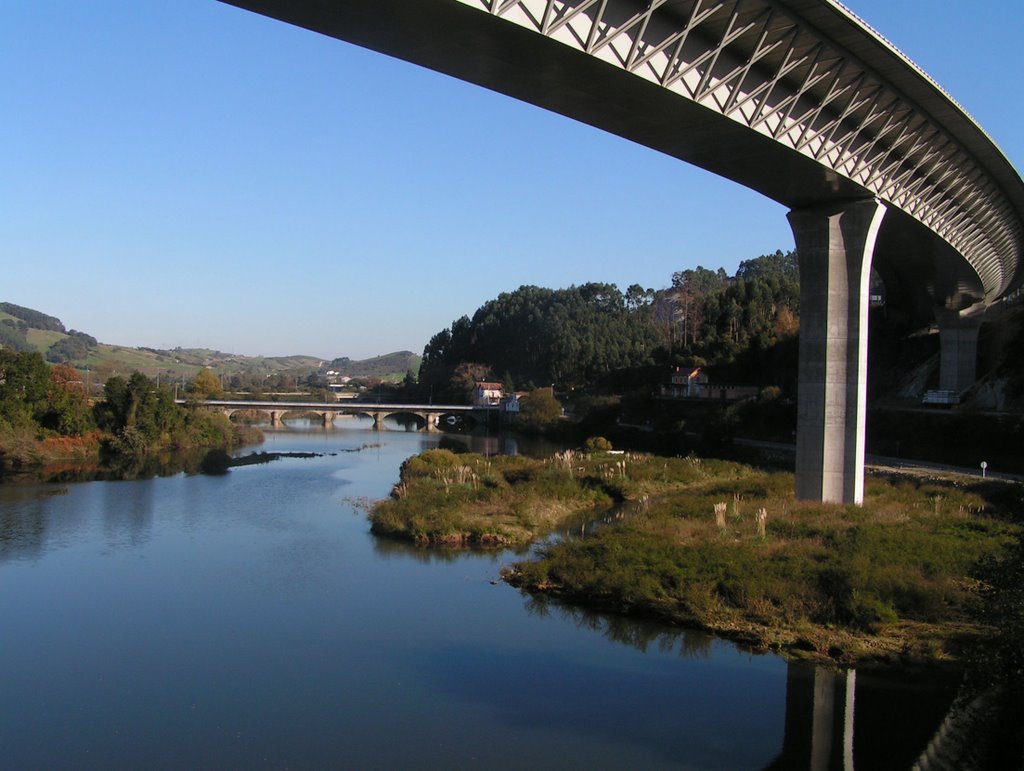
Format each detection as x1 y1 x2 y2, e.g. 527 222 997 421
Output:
521 595 961 769
181 399 493 431
766 663 971 770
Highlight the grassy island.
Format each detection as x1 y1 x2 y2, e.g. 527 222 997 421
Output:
370 448 617 545
372 447 1023 666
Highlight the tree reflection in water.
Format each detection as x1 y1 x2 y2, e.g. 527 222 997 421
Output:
523 591 714 658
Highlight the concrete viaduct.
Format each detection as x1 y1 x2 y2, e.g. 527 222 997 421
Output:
181 399 487 431
219 0 1024 503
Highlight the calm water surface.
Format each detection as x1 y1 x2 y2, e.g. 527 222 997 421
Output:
0 420 956 769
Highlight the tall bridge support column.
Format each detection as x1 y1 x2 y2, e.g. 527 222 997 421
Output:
372 413 384 431
935 308 981 393
789 199 887 504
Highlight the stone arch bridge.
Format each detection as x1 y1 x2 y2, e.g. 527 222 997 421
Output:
219 0 1024 503
182 399 489 431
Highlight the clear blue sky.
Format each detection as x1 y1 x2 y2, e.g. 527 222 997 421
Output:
2 1 1021 360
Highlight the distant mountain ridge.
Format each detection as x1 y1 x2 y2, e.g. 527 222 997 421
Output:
0 302 420 382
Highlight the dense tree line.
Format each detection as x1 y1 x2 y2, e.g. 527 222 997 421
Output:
0 301 99 363
664 250 799 357
94 372 243 454
0 350 244 461
0 322 99 364
659 250 801 389
0 303 65 333
0 350 92 437
0 319 31 352
46 330 98 364
222 369 324 395
417 253 801 402
419 283 660 400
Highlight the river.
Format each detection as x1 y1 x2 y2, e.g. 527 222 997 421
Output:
0 418 958 769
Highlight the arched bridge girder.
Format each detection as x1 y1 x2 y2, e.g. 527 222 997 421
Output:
221 0 1023 304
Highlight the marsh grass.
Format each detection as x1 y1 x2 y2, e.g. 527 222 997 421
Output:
370 447 1021 662
370 449 613 546
501 461 1022 663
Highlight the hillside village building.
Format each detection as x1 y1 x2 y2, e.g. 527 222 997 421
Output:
473 381 503 407
662 367 758 401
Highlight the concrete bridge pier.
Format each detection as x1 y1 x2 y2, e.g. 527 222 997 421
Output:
270 410 283 427
422 412 437 432
789 199 887 505
321 412 335 429
935 307 982 394
372 413 385 431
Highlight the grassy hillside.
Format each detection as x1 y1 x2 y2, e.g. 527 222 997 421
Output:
25 328 66 351
163 348 324 370
1 302 418 389
329 351 421 379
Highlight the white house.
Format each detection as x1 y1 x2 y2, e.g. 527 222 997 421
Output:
473 381 503 407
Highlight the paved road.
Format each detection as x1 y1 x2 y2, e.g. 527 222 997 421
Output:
731 437 1023 483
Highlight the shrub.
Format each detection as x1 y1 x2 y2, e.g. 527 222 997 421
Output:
502 466 535 485
518 388 562 429
399 448 462 479
846 590 899 629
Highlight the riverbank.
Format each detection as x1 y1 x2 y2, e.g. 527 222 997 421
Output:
371 447 1023 666
0 428 104 470
0 421 264 482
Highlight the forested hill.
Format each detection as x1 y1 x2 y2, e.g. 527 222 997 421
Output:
668 249 799 359
419 283 660 397
663 250 801 389
0 302 65 333
0 302 98 362
418 251 803 398
416 250 1024 410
